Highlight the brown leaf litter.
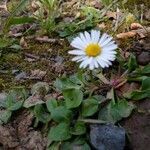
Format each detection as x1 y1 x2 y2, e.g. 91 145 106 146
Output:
0 111 47 150
116 26 150 39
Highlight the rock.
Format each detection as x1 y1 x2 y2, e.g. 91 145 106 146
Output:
90 124 125 150
137 52 150 65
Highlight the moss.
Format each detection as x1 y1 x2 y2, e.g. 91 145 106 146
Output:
0 39 76 91
124 0 150 8
3 53 22 65
0 78 5 91
7 0 23 12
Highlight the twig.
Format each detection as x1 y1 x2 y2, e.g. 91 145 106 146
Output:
24 53 40 60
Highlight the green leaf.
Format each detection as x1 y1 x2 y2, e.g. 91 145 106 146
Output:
69 74 83 86
61 142 91 150
0 93 7 108
141 77 150 90
80 143 91 150
54 77 81 91
5 17 35 29
23 95 44 108
0 110 12 124
5 89 27 110
99 99 135 123
31 82 49 96
48 122 71 141
4 0 30 32
8 100 23 111
112 100 135 118
71 121 86 135
46 98 58 113
9 44 22 50
47 142 60 150
142 64 150 74
34 104 51 123
81 98 99 117
51 106 72 122
135 64 150 75
81 6 101 19
61 138 91 150
63 89 83 109
128 54 138 72
0 38 10 48
125 77 150 100
129 90 150 100
127 76 148 82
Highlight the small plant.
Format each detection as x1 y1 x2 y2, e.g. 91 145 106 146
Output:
33 0 61 34
0 88 27 124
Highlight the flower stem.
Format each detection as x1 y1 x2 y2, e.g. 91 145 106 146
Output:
90 70 94 82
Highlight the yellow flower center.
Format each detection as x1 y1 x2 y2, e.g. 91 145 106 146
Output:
85 43 101 57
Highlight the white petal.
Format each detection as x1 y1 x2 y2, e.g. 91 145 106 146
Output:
72 56 84 61
105 51 117 55
105 41 115 47
99 33 109 45
77 56 88 62
96 57 105 68
71 37 85 50
84 57 93 69
79 58 89 68
68 50 85 55
79 56 91 68
101 54 116 61
84 31 91 43
89 59 95 70
94 59 99 68
91 30 100 43
103 44 118 51
79 33 88 45
101 36 113 47
79 61 85 68
101 57 112 67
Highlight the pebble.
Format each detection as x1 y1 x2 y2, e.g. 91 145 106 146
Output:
137 52 150 65
90 124 125 150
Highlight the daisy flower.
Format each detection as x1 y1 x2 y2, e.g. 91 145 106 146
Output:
68 30 118 70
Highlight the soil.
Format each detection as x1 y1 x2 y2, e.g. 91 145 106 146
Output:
122 99 150 150
0 110 47 150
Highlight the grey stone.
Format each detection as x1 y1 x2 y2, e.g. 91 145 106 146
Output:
90 124 125 150
137 52 150 65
